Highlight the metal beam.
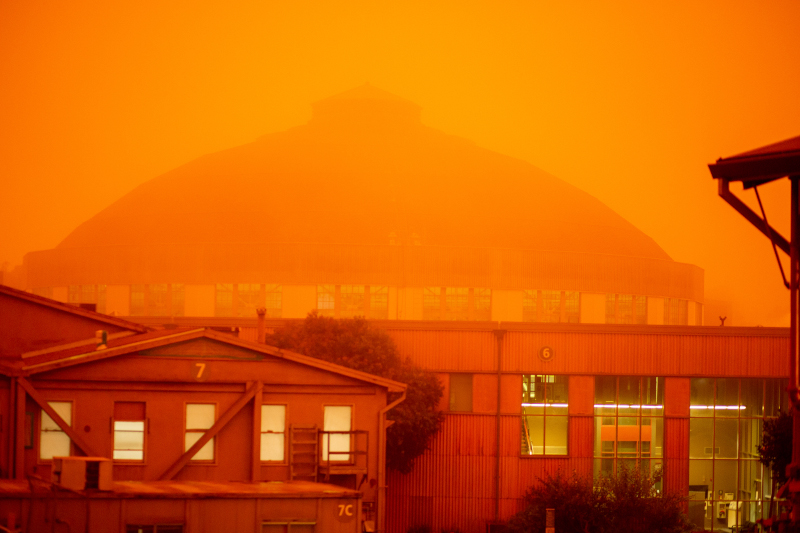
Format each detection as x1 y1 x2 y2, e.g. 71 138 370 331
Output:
17 377 102 458
159 381 262 480
719 179 790 255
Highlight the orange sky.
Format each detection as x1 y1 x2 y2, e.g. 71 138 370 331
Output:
1 1 799 326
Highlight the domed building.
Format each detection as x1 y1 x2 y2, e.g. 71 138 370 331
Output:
24 84 703 326
12 87 792 533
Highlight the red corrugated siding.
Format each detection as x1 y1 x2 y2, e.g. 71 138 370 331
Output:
664 417 689 495
502 331 787 377
385 329 497 372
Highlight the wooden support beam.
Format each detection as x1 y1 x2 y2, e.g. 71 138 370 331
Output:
251 381 263 481
17 377 102 459
159 381 262 481
14 379 25 479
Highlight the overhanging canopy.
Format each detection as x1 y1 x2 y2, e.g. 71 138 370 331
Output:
709 135 800 187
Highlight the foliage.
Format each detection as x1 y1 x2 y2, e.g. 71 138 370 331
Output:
758 410 793 487
264 312 444 473
505 467 692 533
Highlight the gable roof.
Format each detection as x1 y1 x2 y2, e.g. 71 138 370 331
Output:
18 327 406 392
0 284 149 334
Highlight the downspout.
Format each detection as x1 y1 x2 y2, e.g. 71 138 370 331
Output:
377 389 406 533
493 327 506 523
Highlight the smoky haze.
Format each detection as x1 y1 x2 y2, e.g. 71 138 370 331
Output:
1 1 799 326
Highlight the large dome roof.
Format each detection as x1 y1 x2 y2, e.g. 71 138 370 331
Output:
57 85 670 261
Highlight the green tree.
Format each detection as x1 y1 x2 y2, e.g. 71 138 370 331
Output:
264 312 444 473
506 467 691 533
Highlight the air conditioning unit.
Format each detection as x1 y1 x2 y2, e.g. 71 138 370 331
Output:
51 457 112 491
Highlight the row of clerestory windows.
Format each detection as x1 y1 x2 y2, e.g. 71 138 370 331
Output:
37 284 700 324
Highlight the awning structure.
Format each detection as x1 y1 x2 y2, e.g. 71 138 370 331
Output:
709 135 800 531
709 135 800 187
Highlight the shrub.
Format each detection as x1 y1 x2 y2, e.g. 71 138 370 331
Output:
506 467 692 533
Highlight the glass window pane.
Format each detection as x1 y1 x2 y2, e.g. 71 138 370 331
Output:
690 378 714 417
715 419 738 458
114 429 144 450
40 432 71 460
765 379 787 417
186 404 215 430
261 405 285 432
522 416 543 455
113 450 144 460
368 286 388 320
544 416 567 455
316 285 335 317
716 378 740 418
185 433 215 460
641 377 663 416
264 285 283 318
740 418 762 460
595 376 617 415
115 421 144 432
423 287 441 320
540 291 561 323
42 402 72 430
339 285 365 318
261 433 284 462
618 376 640 417
564 291 580 323
522 290 538 322
714 459 738 501
740 379 763 418
689 418 714 459
323 406 351 462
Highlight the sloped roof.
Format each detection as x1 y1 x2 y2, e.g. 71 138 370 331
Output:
55 86 671 261
18 327 407 393
0 284 149 334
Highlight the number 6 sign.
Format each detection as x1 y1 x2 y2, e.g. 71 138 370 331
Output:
538 346 554 362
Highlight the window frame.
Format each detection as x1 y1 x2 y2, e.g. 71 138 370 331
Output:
39 400 73 462
260 404 287 464
113 401 147 463
520 375 569 457
184 402 218 463
322 404 354 464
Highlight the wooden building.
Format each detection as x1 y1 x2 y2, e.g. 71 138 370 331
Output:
0 286 405 533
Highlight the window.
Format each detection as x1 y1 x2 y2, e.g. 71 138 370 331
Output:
369 286 389 319
594 376 663 482
522 290 538 322
261 405 286 462
522 291 580 323
521 375 568 455
664 298 688 325
606 294 646 324
126 526 183 533
688 378 786 531
264 284 283 318
40 401 72 460
423 287 442 320
423 287 492 321
339 285 365 318
473 288 491 321
695 302 703 326
185 404 215 461
130 284 184 317
215 283 281 317
316 285 386 319
68 285 107 313
114 402 145 461
316 285 336 317
322 406 351 463
449 374 473 412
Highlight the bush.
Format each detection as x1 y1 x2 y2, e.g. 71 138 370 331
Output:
506 467 692 533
